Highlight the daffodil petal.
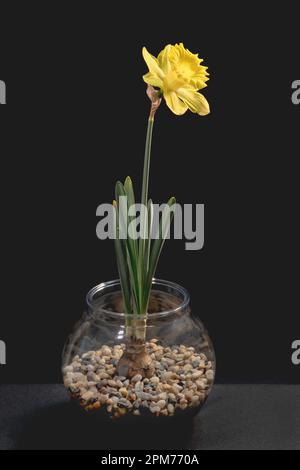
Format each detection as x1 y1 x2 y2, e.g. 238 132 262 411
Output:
157 44 172 74
177 88 210 115
142 47 165 81
143 72 163 89
164 91 188 115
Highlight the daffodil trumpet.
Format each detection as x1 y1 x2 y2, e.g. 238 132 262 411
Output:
113 44 210 378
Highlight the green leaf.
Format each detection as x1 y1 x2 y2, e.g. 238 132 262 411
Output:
113 201 131 314
124 176 138 259
145 199 153 273
144 196 176 309
115 180 141 314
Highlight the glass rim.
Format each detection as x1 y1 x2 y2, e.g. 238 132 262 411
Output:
86 278 190 319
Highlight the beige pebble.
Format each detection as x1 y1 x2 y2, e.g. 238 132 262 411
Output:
206 370 214 382
175 354 184 361
192 371 203 380
99 394 109 404
167 403 175 414
196 380 207 390
98 372 110 380
162 384 172 391
101 346 111 355
82 352 93 359
73 372 86 382
64 378 73 387
183 364 193 372
150 376 160 385
135 381 144 391
150 405 160 414
158 392 168 400
119 387 128 397
157 399 167 409
184 390 194 401
155 353 163 361
129 393 137 401
164 358 175 366
76 381 87 389
81 391 94 401
132 374 143 383
163 371 177 381
107 380 117 387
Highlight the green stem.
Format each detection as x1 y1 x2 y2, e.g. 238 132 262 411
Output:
138 117 155 314
125 316 147 342
141 117 154 209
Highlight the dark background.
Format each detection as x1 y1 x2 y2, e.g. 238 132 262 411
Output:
0 3 299 384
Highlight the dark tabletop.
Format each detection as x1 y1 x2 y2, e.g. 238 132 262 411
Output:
0 384 299 450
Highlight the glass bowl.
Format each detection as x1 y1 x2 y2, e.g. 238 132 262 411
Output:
62 279 215 420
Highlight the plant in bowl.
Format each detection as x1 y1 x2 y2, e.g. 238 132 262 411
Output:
63 43 215 419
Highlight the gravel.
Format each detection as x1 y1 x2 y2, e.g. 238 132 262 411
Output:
63 340 214 419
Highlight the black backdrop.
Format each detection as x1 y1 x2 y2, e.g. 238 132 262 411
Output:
0 3 299 384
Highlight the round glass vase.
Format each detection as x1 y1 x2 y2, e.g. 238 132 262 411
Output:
62 279 215 420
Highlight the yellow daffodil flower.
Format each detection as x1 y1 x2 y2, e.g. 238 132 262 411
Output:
142 43 210 116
